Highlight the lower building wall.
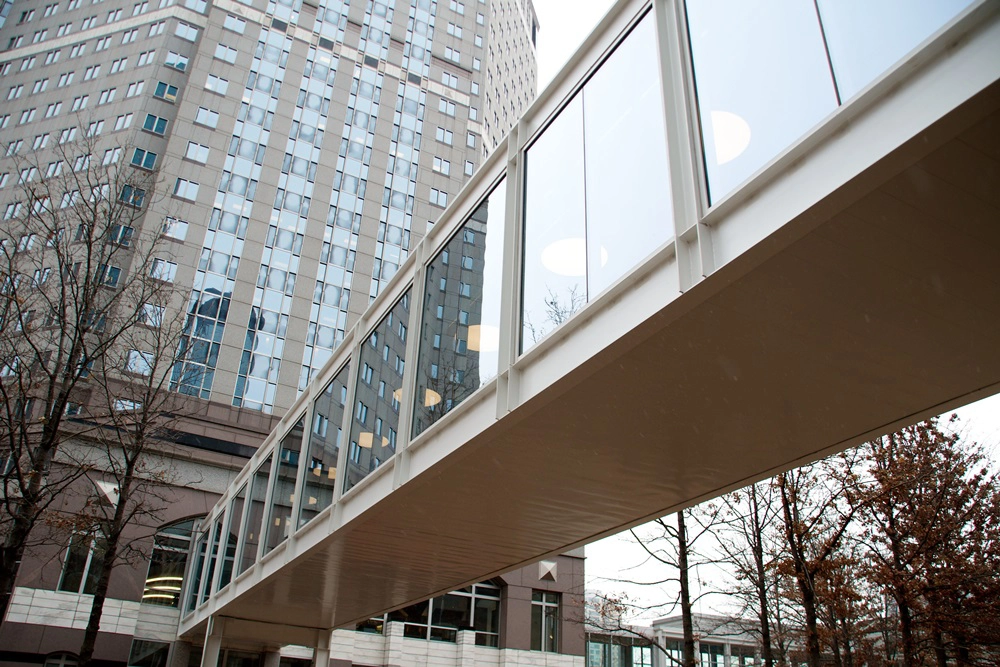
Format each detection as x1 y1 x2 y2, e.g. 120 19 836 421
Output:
283 622 585 667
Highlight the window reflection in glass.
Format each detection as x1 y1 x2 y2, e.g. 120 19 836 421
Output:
345 290 411 492
414 180 506 437
522 95 586 351
265 417 304 553
185 531 207 613
686 0 838 203
299 363 350 527
238 454 272 574
584 14 671 297
817 0 974 102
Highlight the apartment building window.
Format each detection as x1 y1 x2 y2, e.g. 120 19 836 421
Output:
21 57 37 72
7 85 23 100
447 22 462 38
441 71 459 88
114 113 133 131
214 44 238 64
438 98 456 116
57 23 73 37
126 349 153 376
141 303 165 327
19 109 37 125
430 188 447 207
445 46 460 63
164 51 188 70
121 27 138 43
449 0 464 15
436 127 453 145
175 22 198 41
184 142 209 163
465 160 474 176
83 64 100 80
119 184 145 207
195 107 219 128
44 5 59 18
57 72 73 87
131 148 156 169
224 14 246 33
148 21 165 36
71 94 88 111
98 88 115 105
58 533 105 594
59 127 77 143
467 132 476 148
70 42 86 58
87 120 104 137
531 591 559 652
432 157 450 175
161 216 188 240
126 80 144 97
132 1 149 15
80 15 96 29
153 81 176 101
173 178 199 201
45 50 61 65
107 8 122 22
205 74 228 95
33 29 49 44
150 258 177 282
101 147 120 165
143 113 168 135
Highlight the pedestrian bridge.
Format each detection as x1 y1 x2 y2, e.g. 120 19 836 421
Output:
179 0 1000 652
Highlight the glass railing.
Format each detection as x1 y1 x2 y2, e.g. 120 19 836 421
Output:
183 0 977 617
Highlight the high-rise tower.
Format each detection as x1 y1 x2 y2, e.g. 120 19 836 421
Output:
1 0 538 418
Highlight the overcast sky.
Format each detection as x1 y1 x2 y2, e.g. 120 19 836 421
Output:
532 0 617 89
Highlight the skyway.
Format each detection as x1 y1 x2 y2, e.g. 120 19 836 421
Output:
179 0 1000 649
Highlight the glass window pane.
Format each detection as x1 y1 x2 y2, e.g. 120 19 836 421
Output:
143 518 196 607
584 14 672 297
414 180 506 437
345 290 411 492
265 417 305 553
817 0 974 102
128 640 170 667
185 531 207 613
218 490 244 590
300 364 350 527
238 454 272 574
199 518 223 603
522 96 586 352
686 0 839 203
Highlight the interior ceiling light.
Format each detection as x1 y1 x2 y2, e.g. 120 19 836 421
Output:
467 324 499 352
540 237 607 277
711 110 751 165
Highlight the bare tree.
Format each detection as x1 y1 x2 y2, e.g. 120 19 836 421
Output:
0 128 181 627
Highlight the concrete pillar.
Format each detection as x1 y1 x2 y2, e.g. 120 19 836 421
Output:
169 641 192 667
262 650 281 667
457 629 477 666
313 630 331 667
201 617 223 667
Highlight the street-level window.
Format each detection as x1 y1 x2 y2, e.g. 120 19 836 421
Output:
531 590 559 652
58 533 105 594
